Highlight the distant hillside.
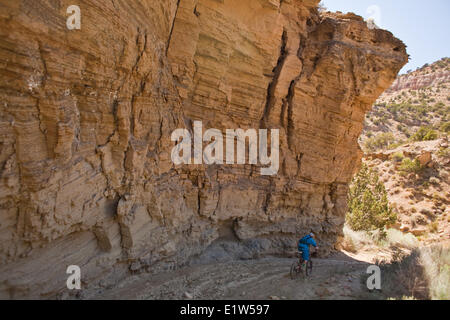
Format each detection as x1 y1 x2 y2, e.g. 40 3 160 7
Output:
389 58 450 92
355 58 450 245
360 57 450 153
363 138 449 243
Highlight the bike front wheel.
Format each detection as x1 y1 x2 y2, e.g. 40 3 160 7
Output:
305 259 313 276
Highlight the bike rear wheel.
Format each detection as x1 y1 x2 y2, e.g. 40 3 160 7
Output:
290 261 300 279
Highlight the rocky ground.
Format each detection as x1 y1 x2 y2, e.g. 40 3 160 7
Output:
77 251 387 300
71 238 448 301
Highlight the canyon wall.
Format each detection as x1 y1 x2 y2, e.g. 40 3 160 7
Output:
0 0 407 298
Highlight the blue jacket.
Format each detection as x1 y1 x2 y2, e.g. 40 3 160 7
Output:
298 235 317 252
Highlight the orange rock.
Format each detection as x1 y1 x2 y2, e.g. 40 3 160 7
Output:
0 0 407 298
416 152 432 167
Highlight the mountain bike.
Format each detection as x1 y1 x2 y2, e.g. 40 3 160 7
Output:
290 251 314 279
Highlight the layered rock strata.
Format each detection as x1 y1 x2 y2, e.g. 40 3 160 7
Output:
0 0 407 298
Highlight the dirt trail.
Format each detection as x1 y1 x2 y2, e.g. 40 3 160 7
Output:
83 251 385 300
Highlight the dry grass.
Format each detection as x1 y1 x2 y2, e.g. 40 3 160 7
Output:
383 229 419 249
372 243 449 300
419 245 450 299
342 226 450 299
341 225 375 252
342 225 419 252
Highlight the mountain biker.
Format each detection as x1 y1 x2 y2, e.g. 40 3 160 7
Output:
298 232 318 269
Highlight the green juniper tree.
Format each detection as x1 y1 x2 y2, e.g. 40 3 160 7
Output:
347 164 397 237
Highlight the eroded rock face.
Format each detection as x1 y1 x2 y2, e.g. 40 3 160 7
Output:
0 0 407 298
387 62 450 92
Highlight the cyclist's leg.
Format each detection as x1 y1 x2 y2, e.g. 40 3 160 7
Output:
298 244 307 258
301 248 309 268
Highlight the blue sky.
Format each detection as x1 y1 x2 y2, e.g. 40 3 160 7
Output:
322 0 450 74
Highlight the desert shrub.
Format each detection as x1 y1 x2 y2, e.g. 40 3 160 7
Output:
434 102 445 110
411 127 438 141
423 130 438 141
398 158 423 173
347 164 396 235
364 132 395 152
390 152 404 162
440 122 450 133
423 246 450 300
381 114 390 122
429 177 440 185
384 229 419 249
436 58 448 68
428 221 439 233
388 141 404 150
437 147 450 158
341 225 375 252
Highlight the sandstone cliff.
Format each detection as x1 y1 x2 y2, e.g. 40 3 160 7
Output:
0 0 407 298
